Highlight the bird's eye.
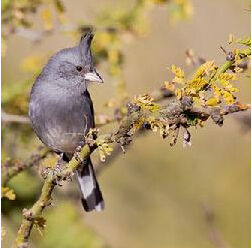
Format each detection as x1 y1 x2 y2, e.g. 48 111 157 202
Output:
76 66 83 72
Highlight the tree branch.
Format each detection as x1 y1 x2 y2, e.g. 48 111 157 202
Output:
203 202 231 248
1 111 30 124
13 93 249 247
2 147 51 186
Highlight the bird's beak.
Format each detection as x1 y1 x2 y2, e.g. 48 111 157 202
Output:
84 71 103 83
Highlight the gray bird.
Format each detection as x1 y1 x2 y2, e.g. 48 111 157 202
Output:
29 32 104 212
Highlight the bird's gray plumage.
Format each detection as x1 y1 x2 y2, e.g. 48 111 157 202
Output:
29 32 104 212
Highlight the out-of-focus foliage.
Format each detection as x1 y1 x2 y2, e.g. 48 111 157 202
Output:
20 54 46 73
1 0 66 38
1 187 16 200
35 203 106 248
166 0 193 23
1 226 7 240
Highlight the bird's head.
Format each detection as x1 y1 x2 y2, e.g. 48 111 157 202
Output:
43 31 103 91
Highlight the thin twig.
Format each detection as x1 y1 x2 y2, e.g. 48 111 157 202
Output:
203 202 230 248
1 111 30 124
2 147 52 186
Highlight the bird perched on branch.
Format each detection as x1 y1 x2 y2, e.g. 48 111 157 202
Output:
29 31 105 212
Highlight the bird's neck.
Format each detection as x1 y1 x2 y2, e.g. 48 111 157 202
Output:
82 89 91 98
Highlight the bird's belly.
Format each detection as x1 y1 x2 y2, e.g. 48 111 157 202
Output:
30 100 92 153
29 85 94 153
45 127 84 153
42 108 92 153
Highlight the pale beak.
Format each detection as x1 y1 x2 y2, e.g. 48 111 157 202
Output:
84 71 103 83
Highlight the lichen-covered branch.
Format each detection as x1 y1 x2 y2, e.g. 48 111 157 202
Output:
2 147 52 186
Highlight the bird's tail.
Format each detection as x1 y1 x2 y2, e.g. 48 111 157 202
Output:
76 158 104 212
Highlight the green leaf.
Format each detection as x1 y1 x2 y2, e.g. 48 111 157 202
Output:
236 37 251 47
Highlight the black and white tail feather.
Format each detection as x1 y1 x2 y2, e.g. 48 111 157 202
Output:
76 158 104 212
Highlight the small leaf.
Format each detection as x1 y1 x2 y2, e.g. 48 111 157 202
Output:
228 34 234 44
212 83 221 98
219 80 239 93
164 81 175 91
96 137 113 162
221 90 235 105
239 48 251 57
219 73 237 81
171 64 184 78
134 94 160 112
235 37 251 47
175 88 183 100
206 98 219 106
1 187 16 200
172 77 185 84
186 78 207 93
193 60 216 78
171 64 185 84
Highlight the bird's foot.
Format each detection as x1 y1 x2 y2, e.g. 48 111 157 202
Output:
53 153 65 185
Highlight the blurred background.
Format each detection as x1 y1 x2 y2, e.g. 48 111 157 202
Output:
1 0 251 247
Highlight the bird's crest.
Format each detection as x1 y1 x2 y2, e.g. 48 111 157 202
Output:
79 31 94 70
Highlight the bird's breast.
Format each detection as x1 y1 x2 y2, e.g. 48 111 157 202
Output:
29 85 94 153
